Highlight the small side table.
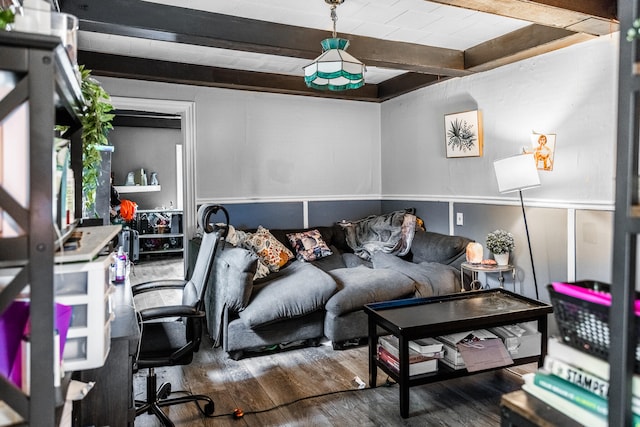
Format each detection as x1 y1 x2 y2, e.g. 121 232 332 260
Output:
460 262 516 291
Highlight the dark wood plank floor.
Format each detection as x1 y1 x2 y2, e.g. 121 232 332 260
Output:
131 257 532 427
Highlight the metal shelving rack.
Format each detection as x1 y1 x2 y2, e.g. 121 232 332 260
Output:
135 209 184 257
610 1 640 425
0 32 84 425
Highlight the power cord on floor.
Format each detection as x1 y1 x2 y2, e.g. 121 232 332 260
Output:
203 376 397 420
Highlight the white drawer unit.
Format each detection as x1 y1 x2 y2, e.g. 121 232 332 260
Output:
54 254 115 371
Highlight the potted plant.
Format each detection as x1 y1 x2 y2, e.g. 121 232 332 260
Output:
486 229 515 266
58 66 114 217
78 65 114 217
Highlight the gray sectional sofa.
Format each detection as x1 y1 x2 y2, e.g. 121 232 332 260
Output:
204 214 473 359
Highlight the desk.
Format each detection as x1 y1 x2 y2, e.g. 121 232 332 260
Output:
461 262 516 291
72 279 140 427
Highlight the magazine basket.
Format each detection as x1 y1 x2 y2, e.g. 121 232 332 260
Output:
546 280 640 373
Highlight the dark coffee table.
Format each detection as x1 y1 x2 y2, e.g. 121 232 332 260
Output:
364 289 553 418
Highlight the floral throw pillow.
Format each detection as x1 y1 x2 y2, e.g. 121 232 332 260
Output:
243 226 293 272
286 229 333 262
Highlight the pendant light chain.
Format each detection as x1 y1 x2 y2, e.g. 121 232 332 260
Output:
330 5 338 38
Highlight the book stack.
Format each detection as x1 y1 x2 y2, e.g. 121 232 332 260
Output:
377 336 443 375
436 329 513 371
521 336 640 426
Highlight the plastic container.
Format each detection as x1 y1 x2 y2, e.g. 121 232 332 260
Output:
50 12 78 66
114 246 127 283
547 280 640 372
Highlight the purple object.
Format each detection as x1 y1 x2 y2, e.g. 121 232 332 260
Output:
0 301 72 388
0 301 30 387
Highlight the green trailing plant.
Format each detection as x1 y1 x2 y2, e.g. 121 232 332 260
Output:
0 7 14 30
78 65 114 216
486 229 515 255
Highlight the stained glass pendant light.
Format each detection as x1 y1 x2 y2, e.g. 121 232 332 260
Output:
304 0 365 91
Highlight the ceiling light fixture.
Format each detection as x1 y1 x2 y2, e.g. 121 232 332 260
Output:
303 0 365 91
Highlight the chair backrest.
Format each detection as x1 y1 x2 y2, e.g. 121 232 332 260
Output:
181 205 229 351
182 204 229 311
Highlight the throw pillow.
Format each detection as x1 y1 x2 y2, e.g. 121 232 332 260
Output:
286 229 333 262
242 226 293 272
223 224 250 247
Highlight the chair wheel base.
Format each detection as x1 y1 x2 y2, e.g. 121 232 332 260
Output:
135 369 215 426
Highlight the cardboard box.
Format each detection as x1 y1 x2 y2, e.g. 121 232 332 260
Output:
489 321 541 359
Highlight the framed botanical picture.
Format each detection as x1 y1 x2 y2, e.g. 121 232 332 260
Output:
529 132 556 171
444 110 483 158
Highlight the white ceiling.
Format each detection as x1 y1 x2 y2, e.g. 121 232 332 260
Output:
78 0 532 85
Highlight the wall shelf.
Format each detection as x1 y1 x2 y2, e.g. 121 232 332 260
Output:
114 185 161 193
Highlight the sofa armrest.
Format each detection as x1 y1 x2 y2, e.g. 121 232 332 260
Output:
215 245 259 311
410 229 473 266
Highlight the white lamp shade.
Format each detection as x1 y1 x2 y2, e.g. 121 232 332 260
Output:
493 154 541 194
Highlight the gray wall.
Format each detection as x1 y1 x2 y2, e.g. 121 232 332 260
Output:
110 126 181 210
380 34 618 204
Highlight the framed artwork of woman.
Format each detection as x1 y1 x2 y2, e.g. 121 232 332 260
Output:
528 132 556 171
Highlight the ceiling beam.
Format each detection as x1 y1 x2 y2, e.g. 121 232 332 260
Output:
465 24 595 71
62 0 607 101
377 74 447 102
428 0 618 35
61 0 468 77
78 51 388 102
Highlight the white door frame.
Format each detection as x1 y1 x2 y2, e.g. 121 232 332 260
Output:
110 97 197 247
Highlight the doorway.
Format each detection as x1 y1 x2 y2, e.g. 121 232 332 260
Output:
109 97 196 268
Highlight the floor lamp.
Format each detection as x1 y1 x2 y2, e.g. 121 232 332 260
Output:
493 154 541 299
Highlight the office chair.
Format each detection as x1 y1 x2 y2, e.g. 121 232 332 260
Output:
132 204 229 426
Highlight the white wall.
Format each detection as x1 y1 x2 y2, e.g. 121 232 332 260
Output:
381 34 619 206
97 78 382 203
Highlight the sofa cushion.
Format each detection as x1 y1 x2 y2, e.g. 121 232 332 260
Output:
410 229 471 265
371 251 461 297
325 266 416 316
342 253 372 269
238 261 337 328
286 229 333 262
215 245 258 311
311 245 347 272
242 226 294 272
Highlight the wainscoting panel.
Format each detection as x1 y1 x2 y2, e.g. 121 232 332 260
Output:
452 203 568 302
218 202 304 229
382 200 450 234
308 200 382 227
575 210 613 283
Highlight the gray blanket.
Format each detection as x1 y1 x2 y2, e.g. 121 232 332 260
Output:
339 210 417 260
371 251 462 296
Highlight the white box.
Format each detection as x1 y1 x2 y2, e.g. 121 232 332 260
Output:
54 254 114 371
440 342 466 370
489 322 541 359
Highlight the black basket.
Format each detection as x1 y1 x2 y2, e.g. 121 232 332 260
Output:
546 280 640 372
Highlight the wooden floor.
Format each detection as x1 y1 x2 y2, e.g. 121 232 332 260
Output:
130 257 532 427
